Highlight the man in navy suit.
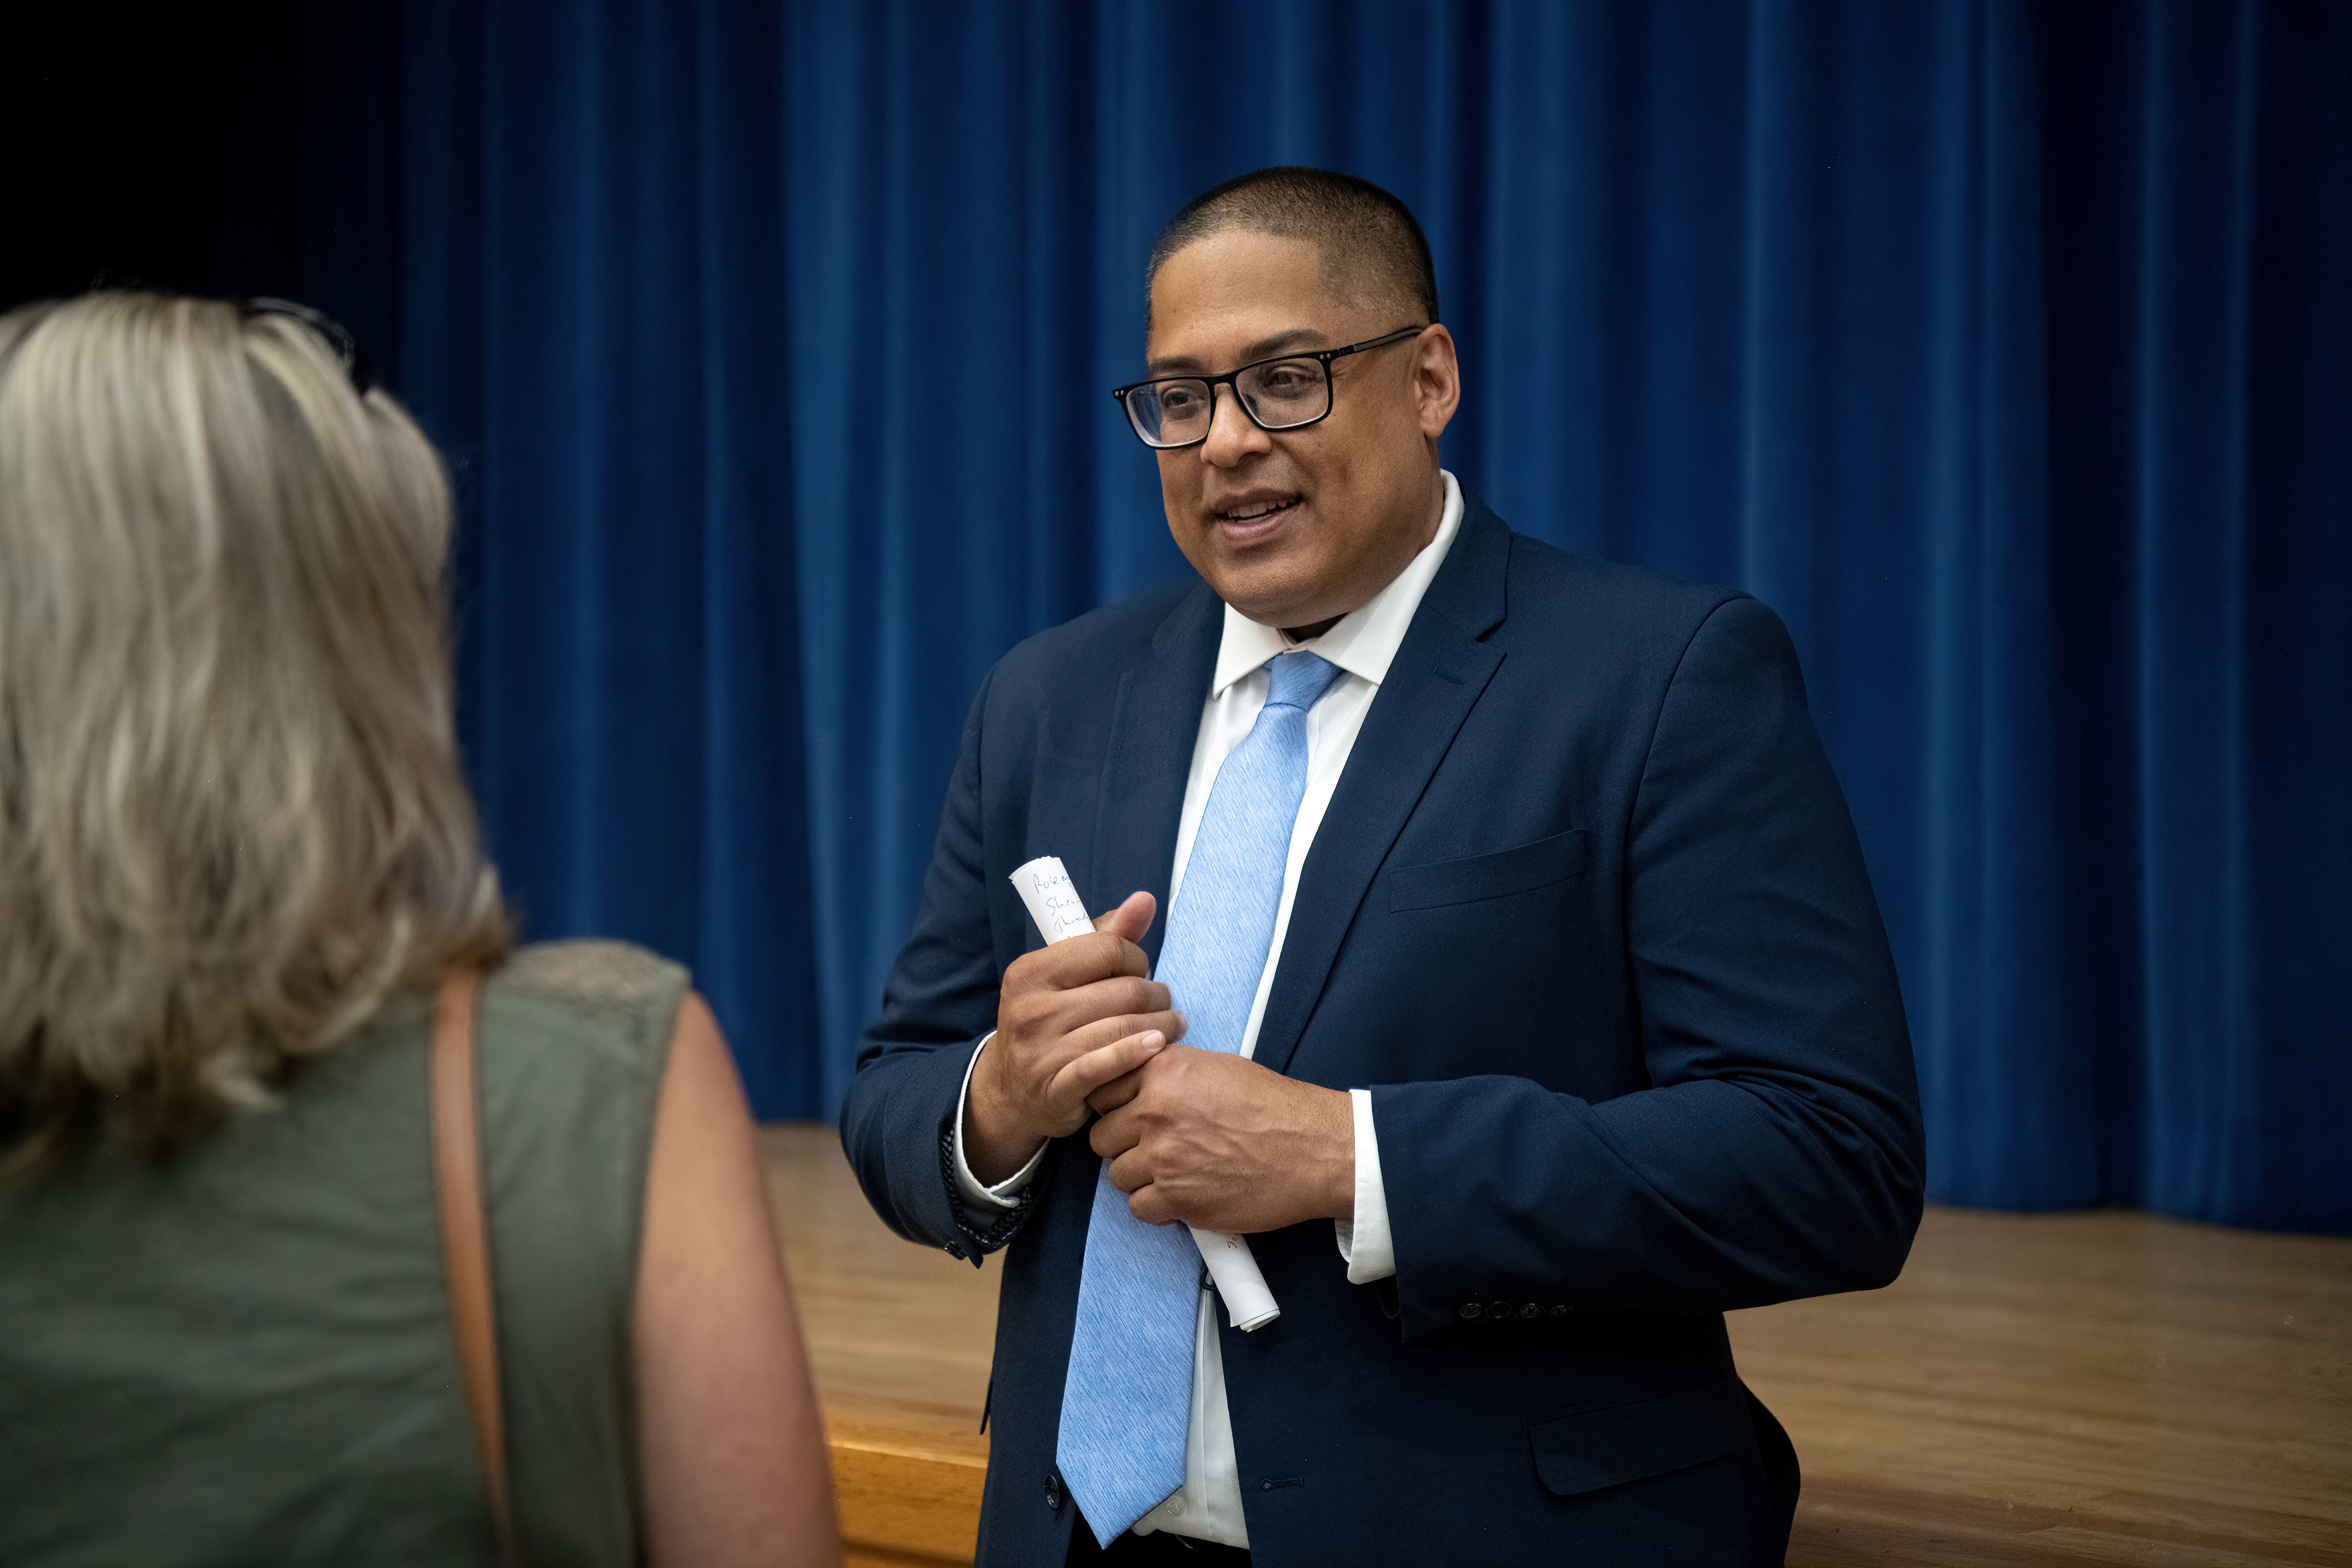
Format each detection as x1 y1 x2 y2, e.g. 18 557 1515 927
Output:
843 168 1923 1567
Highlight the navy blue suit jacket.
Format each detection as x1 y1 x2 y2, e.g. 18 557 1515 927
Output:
842 498 1924 1566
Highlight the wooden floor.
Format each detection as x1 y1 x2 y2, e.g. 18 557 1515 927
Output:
761 1123 2352 1566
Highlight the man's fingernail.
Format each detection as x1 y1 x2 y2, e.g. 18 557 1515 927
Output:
1141 1031 1165 1050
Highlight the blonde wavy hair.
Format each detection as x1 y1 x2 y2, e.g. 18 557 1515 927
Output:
0 293 509 1169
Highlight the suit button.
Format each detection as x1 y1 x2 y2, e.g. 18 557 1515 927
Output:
1519 1302 1542 1320
1550 1304 1572 1318
1044 1472 1062 1511
1459 1302 1481 1319
1487 1300 1513 1321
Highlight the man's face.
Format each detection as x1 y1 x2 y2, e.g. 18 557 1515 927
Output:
1144 229 1460 631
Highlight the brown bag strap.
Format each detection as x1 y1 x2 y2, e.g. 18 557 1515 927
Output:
431 967 522 1566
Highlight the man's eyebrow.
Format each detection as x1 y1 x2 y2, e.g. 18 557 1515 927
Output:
1145 327 1328 376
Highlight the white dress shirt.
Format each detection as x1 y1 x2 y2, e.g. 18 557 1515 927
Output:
952 472 1467 1546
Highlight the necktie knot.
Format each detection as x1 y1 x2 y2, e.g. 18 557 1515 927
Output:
1265 650 1343 712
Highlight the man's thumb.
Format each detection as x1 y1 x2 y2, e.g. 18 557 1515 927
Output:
1093 889 1156 945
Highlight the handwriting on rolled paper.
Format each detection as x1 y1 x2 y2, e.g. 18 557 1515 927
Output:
1013 857 1094 944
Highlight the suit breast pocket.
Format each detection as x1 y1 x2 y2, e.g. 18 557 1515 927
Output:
1387 828 1592 912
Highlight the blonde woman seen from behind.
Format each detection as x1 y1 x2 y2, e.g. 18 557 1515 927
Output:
0 293 841 1568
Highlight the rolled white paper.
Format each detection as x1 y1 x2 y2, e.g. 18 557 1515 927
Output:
1009 855 1095 945
1007 855 1283 1331
1195 1226 1282 1331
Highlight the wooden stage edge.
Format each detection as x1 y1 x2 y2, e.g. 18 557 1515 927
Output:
761 1122 2352 1567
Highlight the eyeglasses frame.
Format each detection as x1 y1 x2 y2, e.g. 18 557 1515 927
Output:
1110 324 1429 449
241 298 373 395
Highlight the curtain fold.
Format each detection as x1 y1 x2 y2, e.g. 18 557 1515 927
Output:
299 0 2350 1231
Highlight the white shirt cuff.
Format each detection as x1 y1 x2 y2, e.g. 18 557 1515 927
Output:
1332 1087 1396 1283
952 1032 1045 1213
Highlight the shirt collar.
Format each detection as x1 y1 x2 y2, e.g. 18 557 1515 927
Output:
1210 469 1466 697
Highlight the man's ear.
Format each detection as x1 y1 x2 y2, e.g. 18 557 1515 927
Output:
1415 324 1462 439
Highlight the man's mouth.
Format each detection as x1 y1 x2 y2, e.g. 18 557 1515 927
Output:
1213 495 1302 532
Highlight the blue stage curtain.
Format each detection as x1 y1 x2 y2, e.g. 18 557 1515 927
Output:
299 0 2350 1232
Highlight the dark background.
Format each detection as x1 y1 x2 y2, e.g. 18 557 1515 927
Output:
8 1 2347 1232
8 8 299 310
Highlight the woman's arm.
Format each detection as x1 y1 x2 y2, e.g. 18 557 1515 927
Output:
634 991 842 1568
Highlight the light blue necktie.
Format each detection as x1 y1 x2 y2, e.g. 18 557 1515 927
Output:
1055 650 1346 1546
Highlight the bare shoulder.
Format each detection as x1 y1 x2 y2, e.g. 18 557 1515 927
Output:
635 990 844 1566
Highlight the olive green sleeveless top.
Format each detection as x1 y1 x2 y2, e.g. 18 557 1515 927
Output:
0 940 689 1568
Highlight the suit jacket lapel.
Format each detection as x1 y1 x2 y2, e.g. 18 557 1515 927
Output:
1090 581 1223 971
1253 499 1513 1078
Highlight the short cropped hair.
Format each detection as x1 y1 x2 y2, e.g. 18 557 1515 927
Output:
0 292 509 1171
1146 167 1440 327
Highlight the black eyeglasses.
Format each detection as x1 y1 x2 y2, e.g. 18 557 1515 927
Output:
240 298 371 394
1111 325 1426 449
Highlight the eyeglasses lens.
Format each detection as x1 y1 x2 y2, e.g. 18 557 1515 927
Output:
1130 381 1207 446
1238 360 1328 427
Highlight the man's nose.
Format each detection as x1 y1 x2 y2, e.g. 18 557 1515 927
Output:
1200 383 1271 466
